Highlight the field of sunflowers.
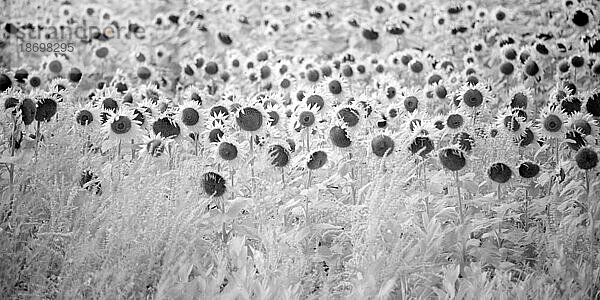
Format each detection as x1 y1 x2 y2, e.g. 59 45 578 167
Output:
1 0 600 299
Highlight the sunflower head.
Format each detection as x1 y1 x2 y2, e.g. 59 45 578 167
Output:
152 116 181 139
236 106 264 132
268 144 290 167
76 109 94 126
518 161 540 178
371 134 395 157
202 172 226 197
330 125 352 148
307 150 328 170
538 106 567 139
488 162 512 183
438 146 466 171
575 147 598 170
409 135 434 158
35 96 58 122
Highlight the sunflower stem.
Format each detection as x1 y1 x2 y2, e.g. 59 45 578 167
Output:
117 139 121 160
306 129 311 152
586 170 595 272
454 171 464 224
3 120 17 224
349 152 356 205
131 139 135 161
505 75 510 102
221 196 227 244
423 161 430 219
281 167 285 190
194 133 199 156
555 138 560 168
249 135 255 192
306 169 312 225
497 184 501 202
34 121 41 162
524 189 529 232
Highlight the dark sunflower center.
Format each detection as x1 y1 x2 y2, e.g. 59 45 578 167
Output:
236 107 263 131
299 111 315 127
543 114 562 132
111 116 132 134
447 114 463 129
181 107 200 126
218 142 238 160
463 89 483 107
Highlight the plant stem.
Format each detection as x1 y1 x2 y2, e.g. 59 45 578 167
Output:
586 170 595 274
306 169 312 225
306 129 311 152
524 189 529 232
221 196 227 244
249 135 255 192
34 121 41 161
455 171 464 224
194 132 198 156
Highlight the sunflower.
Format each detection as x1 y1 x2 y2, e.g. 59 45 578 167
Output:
1 88 22 117
328 119 356 152
139 83 163 105
91 44 116 65
521 57 545 85
135 64 155 82
34 93 59 123
335 103 363 134
507 86 533 113
211 134 246 169
568 112 599 140
302 89 331 115
234 101 269 137
319 72 349 103
74 103 100 130
110 69 131 95
537 105 568 140
289 102 324 136
438 145 467 172
457 82 492 113
496 107 526 137
474 7 488 20
399 86 425 114
179 58 199 84
444 108 468 134
26 70 44 90
139 132 172 159
263 100 287 134
181 84 205 106
101 107 143 152
487 161 513 184
370 128 398 158
41 54 69 77
490 6 512 23
514 124 539 151
129 46 150 65
47 77 73 102
264 140 292 169
176 100 205 134
151 113 184 141
201 118 230 144
275 74 296 99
